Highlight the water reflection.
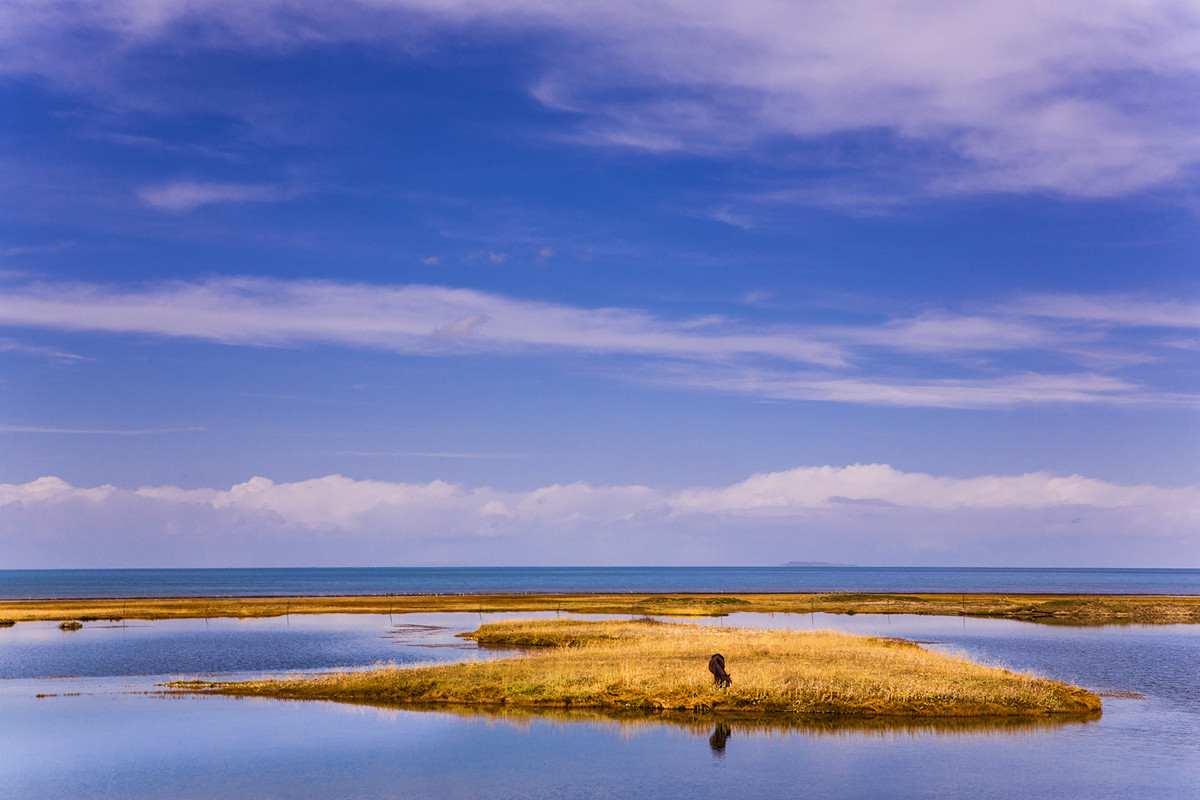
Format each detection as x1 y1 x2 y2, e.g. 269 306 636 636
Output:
272 697 1103 737
709 722 731 756
0 612 545 679
2 611 1197 800
0 680 1159 800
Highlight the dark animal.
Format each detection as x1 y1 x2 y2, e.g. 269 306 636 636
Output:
708 653 731 687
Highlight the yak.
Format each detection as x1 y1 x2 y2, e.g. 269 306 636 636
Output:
708 653 731 687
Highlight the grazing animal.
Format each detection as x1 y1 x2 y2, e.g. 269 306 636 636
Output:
708 653 731 687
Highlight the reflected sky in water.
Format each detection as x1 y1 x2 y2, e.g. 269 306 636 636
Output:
0 613 495 679
1 611 1198 799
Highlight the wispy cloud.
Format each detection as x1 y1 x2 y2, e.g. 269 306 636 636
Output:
0 425 204 435
3 1 1197 199
1015 294 1200 330
838 313 1070 353
0 276 848 365
0 338 86 361
137 181 294 212
339 451 531 459
0 276 1195 409
2 467 1196 567
644 365 1178 410
527 0 1200 198
1 241 75 258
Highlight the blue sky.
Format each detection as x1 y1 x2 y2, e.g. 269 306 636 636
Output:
1 0 1198 568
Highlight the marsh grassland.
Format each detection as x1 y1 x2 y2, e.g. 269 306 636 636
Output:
177 619 1101 719
4 591 1198 625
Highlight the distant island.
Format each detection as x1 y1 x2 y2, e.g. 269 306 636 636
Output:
781 561 857 567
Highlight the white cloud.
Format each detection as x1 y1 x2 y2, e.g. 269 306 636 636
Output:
669 464 1200 514
138 181 292 212
0 473 664 530
11 466 1192 528
207 475 468 527
1 467 1196 567
0 424 204 434
0 338 86 361
851 314 1067 353
646 366 1173 410
192 474 660 529
0 276 1197 409
0 475 117 505
1 241 75 258
1016 294 1200 330
431 313 489 340
0 275 849 365
549 0 1200 197
3 1 1197 198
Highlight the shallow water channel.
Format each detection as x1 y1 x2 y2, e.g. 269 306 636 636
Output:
2 612 1197 799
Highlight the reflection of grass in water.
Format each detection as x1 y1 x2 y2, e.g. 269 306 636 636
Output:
178 619 1101 719
368 703 1100 737
229 695 1096 740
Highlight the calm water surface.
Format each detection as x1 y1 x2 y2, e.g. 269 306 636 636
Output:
4 566 1199 598
2 610 1197 799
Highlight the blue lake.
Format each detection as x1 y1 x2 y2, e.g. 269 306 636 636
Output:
2 610 1198 799
3 566 1199 598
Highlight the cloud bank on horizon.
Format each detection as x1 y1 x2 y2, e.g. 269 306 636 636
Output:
3 465 1196 568
1 1 1197 568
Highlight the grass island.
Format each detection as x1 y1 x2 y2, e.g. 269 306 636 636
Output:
174 618 1102 720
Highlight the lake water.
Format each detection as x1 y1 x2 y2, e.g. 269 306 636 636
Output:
2 609 1198 799
3 566 1199 598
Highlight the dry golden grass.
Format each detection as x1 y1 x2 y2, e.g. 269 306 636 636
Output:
2 592 1198 625
179 619 1101 719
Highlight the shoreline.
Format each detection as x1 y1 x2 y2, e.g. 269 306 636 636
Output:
4 591 1199 625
